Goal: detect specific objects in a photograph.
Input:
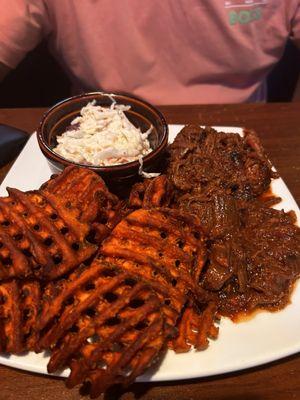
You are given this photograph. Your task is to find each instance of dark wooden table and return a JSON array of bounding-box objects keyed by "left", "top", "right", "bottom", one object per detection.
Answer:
[{"left": 0, "top": 103, "right": 299, "bottom": 400}]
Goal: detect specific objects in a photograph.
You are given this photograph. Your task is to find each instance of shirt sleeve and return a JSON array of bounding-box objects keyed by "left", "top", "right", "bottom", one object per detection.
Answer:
[
  {"left": 0, "top": 0, "right": 50, "bottom": 68},
  {"left": 290, "top": 1, "right": 300, "bottom": 44}
]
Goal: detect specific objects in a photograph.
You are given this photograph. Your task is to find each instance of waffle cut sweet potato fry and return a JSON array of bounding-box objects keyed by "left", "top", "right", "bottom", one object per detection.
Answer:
[
  {"left": 168, "top": 302, "right": 219, "bottom": 353},
  {"left": 128, "top": 175, "right": 174, "bottom": 209},
  {"left": 0, "top": 166, "right": 118, "bottom": 281},
  {"left": 41, "top": 166, "right": 119, "bottom": 224},
  {"left": 101, "top": 208, "right": 212, "bottom": 336},
  {"left": 0, "top": 279, "right": 41, "bottom": 353},
  {"left": 37, "top": 258, "right": 167, "bottom": 397}
]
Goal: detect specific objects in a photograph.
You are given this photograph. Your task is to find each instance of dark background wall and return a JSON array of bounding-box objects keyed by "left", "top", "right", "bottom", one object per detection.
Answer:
[
  {"left": 0, "top": 42, "right": 71, "bottom": 108},
  {"left": 0, "top": 40, "right": 299, "bottom": 108},
  {"left": 268, "top": 40, "right": 300, "bottom": 102}
]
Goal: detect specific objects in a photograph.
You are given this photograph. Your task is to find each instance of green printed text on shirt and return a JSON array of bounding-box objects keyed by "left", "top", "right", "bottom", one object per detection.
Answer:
[{"left": 229, "top": 7, "right": 262, "bottom": 25}]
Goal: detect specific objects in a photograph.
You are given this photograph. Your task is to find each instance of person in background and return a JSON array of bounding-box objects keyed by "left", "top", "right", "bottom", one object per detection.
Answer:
[{"left": 0, "top": 0, "right": 299, "bottom": 105}]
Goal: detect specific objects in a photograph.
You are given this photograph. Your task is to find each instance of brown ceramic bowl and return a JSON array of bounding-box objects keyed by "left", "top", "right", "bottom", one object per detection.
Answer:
[{"left": 37, "top": 92, "right": 168, "bottom": 189}]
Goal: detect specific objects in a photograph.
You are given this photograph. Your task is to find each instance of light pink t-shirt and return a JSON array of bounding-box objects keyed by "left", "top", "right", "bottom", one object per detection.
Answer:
[{"left": 0, "top": 0, "right": 299, "bottom": 104}]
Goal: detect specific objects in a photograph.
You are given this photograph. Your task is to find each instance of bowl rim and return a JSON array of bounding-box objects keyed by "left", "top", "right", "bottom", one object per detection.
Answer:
[{"left": 37, "top": 91, "right": 169, "bottom": 172}]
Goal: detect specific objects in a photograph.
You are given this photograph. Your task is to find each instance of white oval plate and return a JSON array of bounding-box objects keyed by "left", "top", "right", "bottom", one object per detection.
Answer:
[{"left": 0, "top": 125, "right": 299, "bottom": 382}]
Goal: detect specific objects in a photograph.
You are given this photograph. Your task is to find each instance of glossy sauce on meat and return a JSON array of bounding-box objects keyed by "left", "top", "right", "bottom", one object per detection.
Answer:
[
  {"left": 166, "top": 125, "right": 300, "bottom": 320},
  {"left": 167, "top": 125, "right": 277, "bottom": 201}
]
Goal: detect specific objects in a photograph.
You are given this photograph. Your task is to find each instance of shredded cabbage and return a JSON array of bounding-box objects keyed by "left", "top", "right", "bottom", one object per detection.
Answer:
[{"left": 53, "top": 100, "right": 153, "bottom": 167}]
